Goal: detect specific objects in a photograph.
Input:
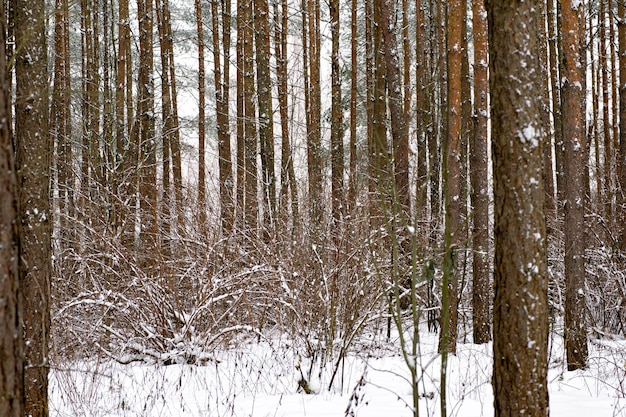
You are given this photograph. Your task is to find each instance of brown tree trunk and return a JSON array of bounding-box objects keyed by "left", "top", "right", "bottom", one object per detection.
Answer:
[
  {"left": 306, "top": 0, "right": 323, "bottom": 231},
  {"left": 348, "top": 0, "right": 358, "bottom": 215},
  {"left": 0, "top": 5, "right": 23, "bottom": 413},
  {"left": 538, "top": 4, "right": 555, "bottom": 219},
  {"left": 619, "top": 0, "right": 626, "bottom": 251},
  {"left": 415, "top": 0, "right": 427, "bottom": 220},
  {"left": 215, "top": 0, "right": 233, "bottom": 236},
  {"left": 488, "top": 1, "right": 550, "bottom": 415},
  {"left": 561, "top": 0, "right": 588, "bottom": 371},
  {"left": 369, "top": 0, "right": 389, "bottom": 226},
  {"left": 600, "top": 0, "right": 613, "bottom": 233},
  {"left": 255, "top": 0, "right": 276, "bottom": 230},
  {"left": 156, "top": 0, "right": 175, "bottom": 248},
  {"left": 471, "top": 0, "right": 490, "bottom": 344},
  {"left": 274, "top": 0, "right": 298, "bottom": 226},
  {"left": 136, "top": 0, "right": 158, "bottom": 263},
  {"left": 548, "top": 0, "right": 564, "bottom": 210},
  {"left": 440, "top": 0, "right": 462, "bottom": 356},
  {"left": 15, "top": 0, "right": 51, "bottom": 412},
  {"left": 380, "top": 0, "right": 409, "bottom": 214},
  {"left": 236, "top": 0, "right": 245, "bottom": 228},
  {"left": 51, "top": 0, "right": 73, "bottom": 243},
  {"left": 196, "top": 0, "right": 206, "bottom": 228},
  {"left": 243, "top": 0, "right": 258, "bottom": 233},
  {"left": 330, "top": 0, "right": 344, "bottom": 228}
]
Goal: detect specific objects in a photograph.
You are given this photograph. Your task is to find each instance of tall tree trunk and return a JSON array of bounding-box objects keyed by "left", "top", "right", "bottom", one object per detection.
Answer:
[
  {"left": 440, "top": 0, "right": 462, "bottom": 357},
  {"left": 548, "top": 0, "right": 564, "bottom": 210},
  {"left": 275, "top": 0, "right": 298, "bottom": 226},
  {"left": 488, "top": 1, "right": 550, "bottom": 415},
  {"left": 330, "top": 0, "right": 344, "bottom": 228},
  {"left": 215, "top": 0, "right": 233, "bottom": 236},
  {"left": 380, "top": 0, "right": 409, "bottom": 215},
  {"left": 51, "top": 0, "right": 73, "bottom": 243},
  {"left": 243, "top": 0, "right": 258, "bottom": 233},
  {"left": 159, "top": 0, "right": 183, "bottom": 239},
  {"left": 306, "top": 0, "right": 323, "bottom": 232},
  {"left": 116, "top": 0, "right": 136, "bottom": 251},
  {"left": 0, "top": 5, "right": 23, "bottom": 413},
  {"left": 619, "top": 0, "right": 626, "bottom": 251},
  {"left": 539, "top": 0, "right": 554, "bottom": 225},
  {"left": 348, "top": 0, "right": 358, "bottom": 216},
  {"left": 561, "top": 0, "right": 588, "bottom": 371},
  {"left": 14, "top": 0, "right": 51, "bottom": 412},
  {"left": 370, "top": 0, "right": 389, "bottom": 226},
  {"left": 136, "top": 0, "right": 158, "bottom": 264},
  {"left": 600, "top": 0, "right": 613, "bottom": 234},
  {"left": 156, "top": 0, "right": 175, "bottom": 248},
  {"left": 470, "top": 0, "right": 490, "bottom": 344},
  {"left": 236, "top": 0, "right": 245, "bottom": 228},
  {"left": 196, "top": 0, "right": 207, "bottom": 228},
  {"left": 415, "top": 0, "right": 427, "bottom": 220},
  {"left": 255, "top": 0, "right": 276, "bottom": 230}
]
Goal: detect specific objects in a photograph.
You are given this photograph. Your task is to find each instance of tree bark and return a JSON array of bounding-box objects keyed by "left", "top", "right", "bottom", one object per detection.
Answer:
[
  {"left": 0, "top": 5, "right": 23, "bottom": 413},
  {"left": 619, "top": 0, "right": 626, "bottom": 251},
  {"left": 440, "top": 0, "right": 463, "bottom": 356},
  {"left": 15, "top": 0, "right": 51, "bottom": 411},
  {"left": 561, "top": 0, "right": 588, "bottom": 371},
  {"left": 471, "top": 0, "right": 490, "bottom": 344},
  {"left": 487, "top": 0, "right": 550, "bottom": 415},
  {"left": 255, "top": 0, "right": 276, "bottom": 230},
  {"left": 330, "top": 0, "right": 344, "bottom": 228}
]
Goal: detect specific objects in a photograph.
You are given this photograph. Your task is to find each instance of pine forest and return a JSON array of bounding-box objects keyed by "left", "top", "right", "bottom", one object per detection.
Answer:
[{"left": 2, "top": 0, "right": 626, "bottom": 415}]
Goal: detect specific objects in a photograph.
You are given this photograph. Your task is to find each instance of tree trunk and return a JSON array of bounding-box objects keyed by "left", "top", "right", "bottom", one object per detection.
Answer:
[
  {"left": 0, "top": 6, "right": 23, "bottom": 413},
  {"left": 216, "top": 0, "right": 233, "bottom": 236},
  {"left": 275, "top": 0, "right": 298, "bottom": 227},
  {"left": 196, "top": 0, "right": 207, "bottom": 228},
  {"left": 330, "top": 0, "right": 344, "bottom": 228},
  {"left": 440, "top": 0, "right": 462, "bottom": 356},
  {"left": 15, "top": 0, "right": 51, "bottom": 412},
  {"left": 255, "top": 0, "right": 276, "bottom": 231},
  {"left": 380, "top": 0, "right": 409, "bottom": 215},
  {"left": 306, "top": 0, "right": 323, "bottom": 231},
  {"left": 136, "top": 0, "right": 158, "bottom": 264},
  {"left": 470, "top": 0, "right": 490, "bottom": 344},
  {"left": 619, "top": 0, "right": 626, "bottom": 251},
  {"left": 488, "top": 0, "right": 550, "bottom": 415},
  {"left": 243, "top": 0, "right": 258, "bottom": 233},
  {"left": 415, "top": 0, "right": 427, "bottom": 220},
  {"left": 561, "top": 0, "right": 588, "bottom": 371}
]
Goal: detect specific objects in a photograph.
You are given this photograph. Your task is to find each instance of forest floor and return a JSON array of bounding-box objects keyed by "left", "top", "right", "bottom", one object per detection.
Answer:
[{"left": 49, "top": 323, "right": 626, "bottom": 416}]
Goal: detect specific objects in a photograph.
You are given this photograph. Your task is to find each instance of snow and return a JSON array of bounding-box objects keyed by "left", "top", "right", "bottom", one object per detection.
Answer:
[{"left": 49, "top": 326, "right": 626, "bottom": 416}]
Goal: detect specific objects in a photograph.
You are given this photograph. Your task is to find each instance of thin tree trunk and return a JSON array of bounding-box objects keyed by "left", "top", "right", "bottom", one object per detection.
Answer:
[
  {"left": 330, "top": 0, "right": 344, "bottom": 228},
  {"left": 136, "top": 0, "right": 158, "bottom": 263},
  {"left": 275, "top": 0, "right": 298, "bottom": 227},
  {"left": 561, "top": 0, "right": 588, "bottom": 371},
  {"left": 548, "top": 0, "right": 564, "bottom": 209},
  {"left": 217, "top": 0, "right": 233, "bottom": 235},
  {"left": 619, "top": 0, "right": 626, "bottom": 251},
  {"left": 243, "top": 0, "right": 258, "bottom": 233},
  {"left": 348, "top": 0, "right": 358, "bottom": 216},
  {"left": 415, "top": 0, "right": 427, "bottom": 220},
  {"left": 470, "top": 0, "right": 490, "bottom": 344},
  {"left": 306, "top": 0, "right": 323, "bottom": 231},
  {"left": 196, "top": 0, "right": 207, "bottom": 228},
  {"left": 236, "top": 0, "right": 245, "bottom": 228},
  {"left": 255, "top": 0, "right": 276, "bottom": 230}
]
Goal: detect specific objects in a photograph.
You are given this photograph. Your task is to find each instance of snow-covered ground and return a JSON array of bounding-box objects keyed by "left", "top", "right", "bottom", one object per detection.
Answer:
[{"left": 50, "top": 325, "right": 626, "bottom": 416}]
